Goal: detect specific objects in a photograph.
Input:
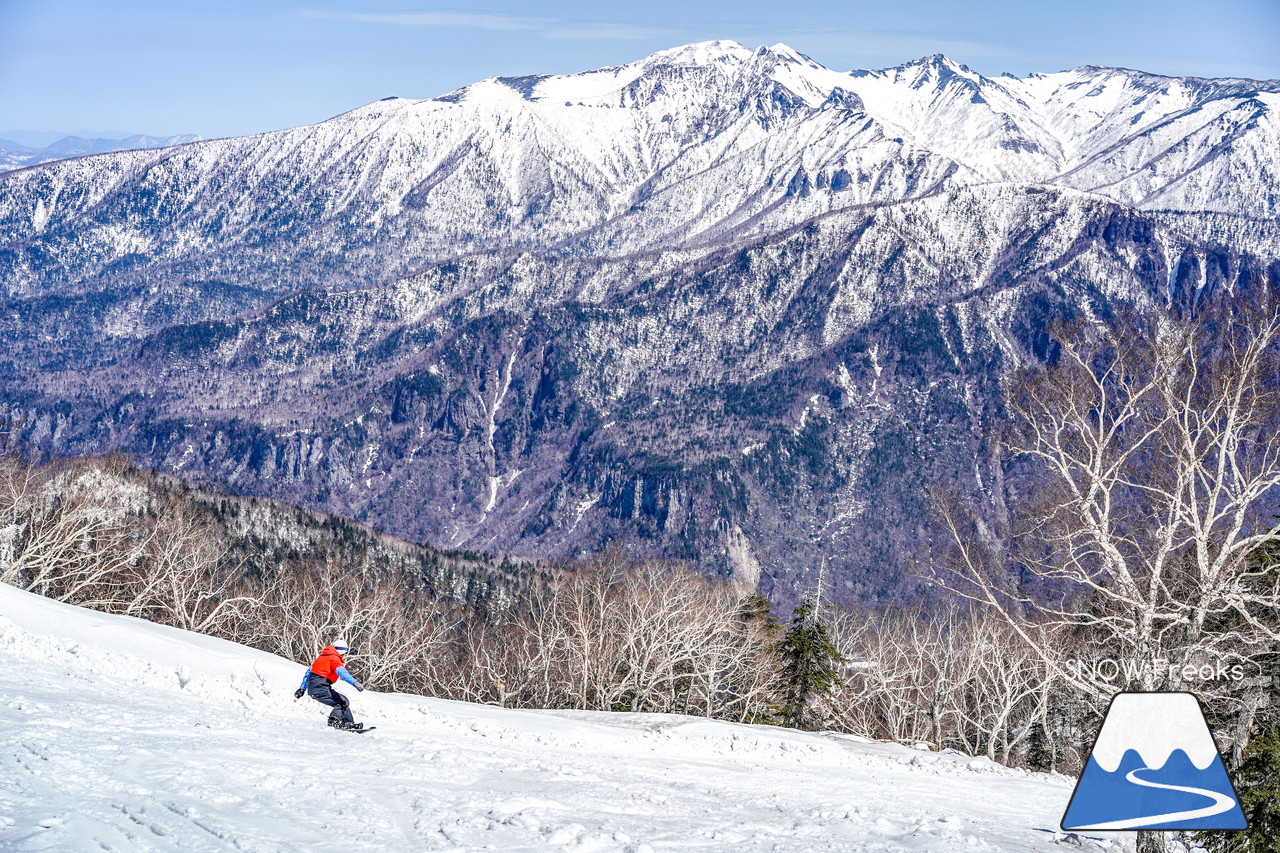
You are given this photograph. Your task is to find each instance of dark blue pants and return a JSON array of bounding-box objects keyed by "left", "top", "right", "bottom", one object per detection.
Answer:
[{"left": 306, "top": 673, "right": 354, "bottom": 725}]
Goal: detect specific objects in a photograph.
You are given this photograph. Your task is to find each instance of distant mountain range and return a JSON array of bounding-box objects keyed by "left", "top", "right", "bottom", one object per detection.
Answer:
[
  {"left": 1, "top": 42, "right": 1276, "bottom": 604},
  {"left": 0, "top": 133, "right": 202, "bottom": 172}
]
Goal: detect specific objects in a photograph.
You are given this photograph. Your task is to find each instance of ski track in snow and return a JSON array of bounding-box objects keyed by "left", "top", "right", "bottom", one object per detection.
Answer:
[
  {"left": 0, "top": 583, "right": 1110, "bottom": 852},
  {"left": 1071, "top": 767, "right": 1236, "bottom": 830}
]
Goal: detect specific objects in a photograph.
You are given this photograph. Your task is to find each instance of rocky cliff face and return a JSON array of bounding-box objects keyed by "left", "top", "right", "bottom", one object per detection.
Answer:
[{"left": 2, "top": 42, "right": 1277, "bottom": 605}]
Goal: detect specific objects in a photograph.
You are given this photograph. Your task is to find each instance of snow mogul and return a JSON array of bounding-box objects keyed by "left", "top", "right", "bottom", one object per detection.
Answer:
[{"left": 294, "top": 639, "right": 366, "bottom": 731}]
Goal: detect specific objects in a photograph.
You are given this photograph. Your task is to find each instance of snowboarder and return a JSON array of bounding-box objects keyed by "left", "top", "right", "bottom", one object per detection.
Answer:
[{"left": 294, "top": 639, "right": 365, "bottom": 730}]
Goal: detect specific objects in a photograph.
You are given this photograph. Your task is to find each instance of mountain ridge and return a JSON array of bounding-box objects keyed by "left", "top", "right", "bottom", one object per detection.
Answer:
[
  {"left": 2, "top": 41, "right": 1276, "bottom": 301},
  {"left": 0, "top": 42, "right": 1277, "bottom": 603},
  {"left": 0, "top": 132, "right": 202, "bottom": 173}
]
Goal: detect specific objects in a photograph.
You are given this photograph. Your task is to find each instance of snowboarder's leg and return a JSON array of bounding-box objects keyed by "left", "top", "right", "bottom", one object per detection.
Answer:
[
  {"left": 305, "top": 674, "right": 336, "bottom": 705},
  {"left": 305, "top": 674, "right": 355, "bottom": 727},
  {"left": 331, "top": 689, "right": 354, "bottom": 726},
  {"left": 307, "top": 675, "right": 344, "bottom": 714}
]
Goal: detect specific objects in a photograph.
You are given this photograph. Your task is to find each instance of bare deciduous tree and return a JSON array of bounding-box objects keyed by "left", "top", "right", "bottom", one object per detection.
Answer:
[
  {"left": 935, "top": 311, "right": 1280, "bottom": 695},
  {"left": 0, "top": 459, "right": 151, "bottom": 606},
  {"left": 448, "top": 552, "right": 777, "bottom": 721},
  {"left": 932, "top": 309, "right": 1280, "bottom": 853},
  {"left": 116, "top": 507, "right": 259, "bottom": 634},
  {"left": 829, "top": 605, "right": 1057, "bottom": 762}
]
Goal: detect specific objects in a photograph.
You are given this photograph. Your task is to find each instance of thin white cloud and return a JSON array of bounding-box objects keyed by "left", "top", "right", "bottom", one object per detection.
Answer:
[
  {"left": 543, "top": 25, "right": 680, "bottom": 41},
  {"left": 301, "top": 9, "right": 677, "bottom": 41},
  {"left": 302, "top": 10, "right": 546, "bottom": 30}
]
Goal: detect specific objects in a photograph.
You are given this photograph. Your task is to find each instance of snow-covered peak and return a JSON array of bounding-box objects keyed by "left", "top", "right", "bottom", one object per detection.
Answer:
[
  {"left": 852, "top": 54, "right": 987, "bottom": 90},
  {"left": 1007, "top": 63, "right": 1275, "bottom": 120},
  {"left": 1, "top": 37, "right": 1276, "bottom": 299},
  {"left": 899, "top": 53, "right": 976, "bottom": 74},
  {"left": 410, "top": 41, "right": 1276, "bottom": 182},
  {"left": 763, "top": 43, "right": 808, "bottom": 62},
  {"left": 439, "top": 40, "right": 858, "bottom": 113},
  {"left": 642, "top": 39, "right": 755, "bottom": 67},
  {"left": 1091, "top": 693, "right": 1221, "bottom": 772}
]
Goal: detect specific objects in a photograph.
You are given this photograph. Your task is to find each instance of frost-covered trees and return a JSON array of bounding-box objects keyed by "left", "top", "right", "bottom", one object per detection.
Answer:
[
  {"left": 0, "top": 455, "right": 151, "bottom": 606},
  {"left": 0, "top": 450, "right": 1083, "bottom": 757},
  {"left": 934, "top": 309, "right": 1280, "bottom": 701},
  {"left": 825, "top": 604, "right": 1070, "bottom": 765},
  {"left": 0, "top": 456, "right": 782, "bottom": 722},
  {"left": 446, "top": 552, "right": 780, "bottom": 721},
  {"left": 1199, "top": 542, "right": 1280, "bottom": 853},
  {"left": 929, "top": 309, "right": 1280, "bottom": 853}
]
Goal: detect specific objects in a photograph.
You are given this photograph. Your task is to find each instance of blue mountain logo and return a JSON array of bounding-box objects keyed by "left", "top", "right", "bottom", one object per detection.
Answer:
[{"left": 1062, "top": 692, "right": 1247, "bottom": 831}]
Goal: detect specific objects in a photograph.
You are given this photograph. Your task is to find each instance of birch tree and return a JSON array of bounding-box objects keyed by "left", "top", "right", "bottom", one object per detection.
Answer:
[
  {"left": 935, "top": 310, "right": 1280, "bottom": 692},
  {"left": 933, "top": 309, "right": 1280, "bottom": 853}
]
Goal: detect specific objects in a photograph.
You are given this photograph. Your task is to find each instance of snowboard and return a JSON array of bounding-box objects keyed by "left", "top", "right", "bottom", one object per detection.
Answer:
[{"left": 328, "top": 722, "right": 376, "bottom": 734}]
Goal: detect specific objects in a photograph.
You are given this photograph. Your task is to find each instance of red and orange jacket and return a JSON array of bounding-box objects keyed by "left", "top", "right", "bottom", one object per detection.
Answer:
[
  {"left": 299, "top": 646, "right": 361, "bottom": 689},
  {"left": 310, "top": 646, "right": 347, "bottom": 683}
]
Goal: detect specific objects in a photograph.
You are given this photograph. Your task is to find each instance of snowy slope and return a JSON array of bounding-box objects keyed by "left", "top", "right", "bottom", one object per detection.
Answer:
[
  {"left": 0, "top": 582, "right": 1103, "bottom": 852},
  {"left": 843, "top": 55, "right": 1279, "bottom": 213}
]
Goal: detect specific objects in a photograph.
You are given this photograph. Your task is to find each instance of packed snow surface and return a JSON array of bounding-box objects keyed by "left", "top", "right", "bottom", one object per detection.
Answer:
[{"left": 0, "top": 583, "right": 1111, "bottom": 851}]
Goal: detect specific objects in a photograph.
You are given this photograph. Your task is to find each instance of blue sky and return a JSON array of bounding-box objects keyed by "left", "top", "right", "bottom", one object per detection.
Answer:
[{"left": 2, "top": 0, "right": 1278, "bottom": 139}]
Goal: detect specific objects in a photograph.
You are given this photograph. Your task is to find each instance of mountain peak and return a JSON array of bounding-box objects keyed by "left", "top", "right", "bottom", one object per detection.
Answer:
[
  {"left": 439, "top": 40, "right": 852, "bottom": 112},
  {"left": 641, "top": 41, "right": 821, "bottom": 72},
  {"left": 644, "top": 40, "right": 754, "bottom": 67},
  {"left": 849, "top": 53, "right": 977, "bottom": 85},
  {"left": 760, "top": 43, "right": 809, "bottom": 63},
  {"left": 905, "top": 53, "right": 975, "bottom": 76}
]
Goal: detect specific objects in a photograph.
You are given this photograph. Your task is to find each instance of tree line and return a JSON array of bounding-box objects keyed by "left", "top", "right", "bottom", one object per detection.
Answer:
[
  {"left": 3, "top": 303, "right": 1280, "bottom": 852},
  {"left": 0, "top": 449, "right": 1063, "bottom": 754},
  {"left": 0, "top": 447, "right": 1128, "bottom": 774}
]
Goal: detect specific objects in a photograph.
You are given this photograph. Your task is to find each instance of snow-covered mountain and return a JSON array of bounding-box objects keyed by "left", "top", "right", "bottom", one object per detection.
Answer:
[
  {"left": 0, "top": 580, "right": 1090, "bottom": 850},
  {"left": 0, "top": 42, "right": 1276, "bottom": 602},
  {"left": 0, "top": 41, "right": 1275, "bottom": 299},
  {"left": 0, "top": 133, "right": 201, "bottom": 173}
]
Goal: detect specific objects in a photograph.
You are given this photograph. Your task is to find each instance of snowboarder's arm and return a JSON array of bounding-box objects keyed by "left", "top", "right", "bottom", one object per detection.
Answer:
[
  {"left": 336, "top": 666, "right": 364, "bottom": 690},
  {"left": 299, "top": 669, "right": 311, "bottom": 691}
]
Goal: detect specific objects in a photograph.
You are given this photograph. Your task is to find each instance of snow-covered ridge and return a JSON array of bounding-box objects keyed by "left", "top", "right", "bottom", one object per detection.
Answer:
[
  {"left": 2, "top": 38, "right": 1276, "bottom": 302},
  {"left": 1090, "top": 693, "right": 1221, "bottom": 772},
  {"left": 0, "top": 133, "right": 202, "bottom": 173},
  {"left": 0, "top": 581, "right": 1082, "bottom": 850},
  {"left": 0, "top": 42, "right": 1274, "bottom": 590},
  {"left": 421, "top": 39, "right": 1278, "bottom": 204}
]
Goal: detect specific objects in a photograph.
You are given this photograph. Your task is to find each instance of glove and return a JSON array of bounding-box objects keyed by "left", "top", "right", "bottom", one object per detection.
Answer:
[
  {"left": 355, "top": 683, "right": 365, "bottom": 692},
  {"left": 294, "top": 688, "right": 305, "bottom": 700}
]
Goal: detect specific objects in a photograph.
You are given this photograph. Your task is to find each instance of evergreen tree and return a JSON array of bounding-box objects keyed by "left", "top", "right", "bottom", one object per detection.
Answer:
[
  {"left": 1023, "top": 722, "right": 1053, "bottom": 773},
  {"left": 738, "top": 593, "right": 780, "bottom": 634},
  {"left": 729, "top": 593, "right": 784, "bottom": 725},
  {"left": 777, "top": 598, "right": 845, "bottom": 730},
  {"left": 1197, "top": 709, "right": 1280, "bottom": 853},
  {"left": 1231, "top": 722, "right": 1280, "bottom": 851}
]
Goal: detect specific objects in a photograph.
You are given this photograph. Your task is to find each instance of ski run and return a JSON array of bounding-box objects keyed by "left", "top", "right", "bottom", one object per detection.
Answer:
[{"left": 0, "top": 581, "right": 1127, "bottom": 851}]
